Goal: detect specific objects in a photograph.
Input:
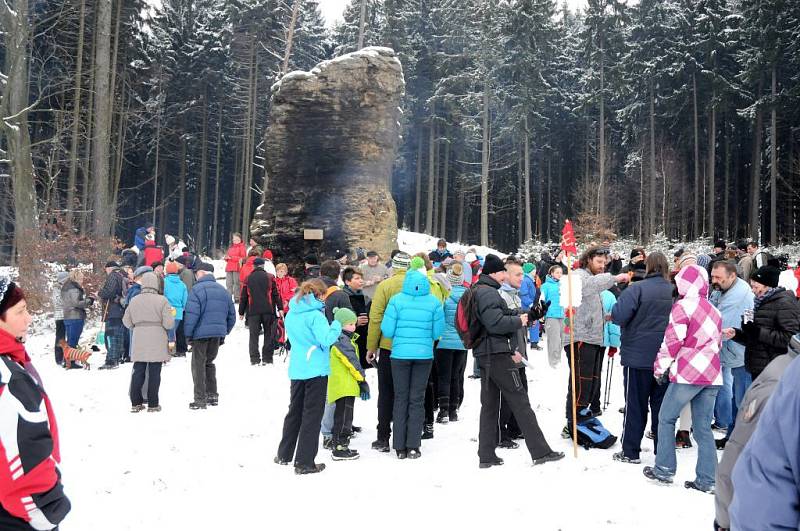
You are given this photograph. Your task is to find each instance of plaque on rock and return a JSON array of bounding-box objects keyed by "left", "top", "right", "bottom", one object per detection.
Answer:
[{"left": 249, "top": 47, "right": 403, "bottom": 265}]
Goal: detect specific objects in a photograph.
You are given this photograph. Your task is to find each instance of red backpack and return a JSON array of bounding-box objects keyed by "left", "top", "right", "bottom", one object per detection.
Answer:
[{"left": 455, "top": 285, "right": 488, "bottom": 349}]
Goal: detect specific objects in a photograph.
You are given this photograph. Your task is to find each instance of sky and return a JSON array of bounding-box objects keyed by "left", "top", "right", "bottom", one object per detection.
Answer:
[{"left": 318, "top": 0, "right": 590, "bottom": 28}]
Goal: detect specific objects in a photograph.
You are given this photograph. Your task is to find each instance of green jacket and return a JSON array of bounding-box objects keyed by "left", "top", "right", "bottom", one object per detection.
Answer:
[
  {"left": 328, "top": 332, "right": 365, "bottom": 403},
  {"left": 367, "top": 270, "right": 407, "bottom": 352}
]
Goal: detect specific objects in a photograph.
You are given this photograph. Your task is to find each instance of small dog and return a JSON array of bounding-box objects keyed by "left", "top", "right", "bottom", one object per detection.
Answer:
[{"left": 58, "top": 340, "right": 99, "bottom": 370}]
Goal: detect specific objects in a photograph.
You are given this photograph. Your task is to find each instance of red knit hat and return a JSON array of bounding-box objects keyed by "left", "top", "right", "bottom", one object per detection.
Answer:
[
  {"left": 263, "top": 250, "right": 274, "bottom": 260},
  {"left": 165, "top": 261, "right": 180, "bottom": 275}
]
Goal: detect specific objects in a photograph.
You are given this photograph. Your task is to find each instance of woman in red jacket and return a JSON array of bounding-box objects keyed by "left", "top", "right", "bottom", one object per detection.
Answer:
[
  {"left": 0, "top": 277, "right": 71, "bottom": 530},
  {"left": 224, "top": 233, "right": 247, "bottom": 303},
  {"left": 143, "top": 235, "right": 164, "bottom": 267}
]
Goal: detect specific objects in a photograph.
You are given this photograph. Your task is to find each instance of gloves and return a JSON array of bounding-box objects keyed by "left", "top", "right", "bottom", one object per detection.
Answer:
[
  {"left": 359, "top": 381, "right": 370, "bottom": 401},
  {"left": 607, "top": 346, "right": 618, "bottom": 358},
  {"left": 655, "top": 371, "right": 670, "bottom": 385},
  {"left": 741, "top": 321, "right": 758, "bottom": 338}
]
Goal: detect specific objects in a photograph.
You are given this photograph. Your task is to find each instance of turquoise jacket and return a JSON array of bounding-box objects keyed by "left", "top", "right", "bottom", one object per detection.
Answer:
[
  {"left": 164, "top": 274, "right": 188, "bottom": 319},
  {"left": 438, "top": 284, "right": 466, "bottom": 350},
  {"left": 285, "top": 294, "right": 343, "bottom": 380},
  {"left": 601, "top": 290, "right": 621, "bottom": 348},
  {"left": 380, "top": 271, "right": 445, "bottom": 359},
  {"left": 540, "top": 275, "right": 565, "bottom": 319}
]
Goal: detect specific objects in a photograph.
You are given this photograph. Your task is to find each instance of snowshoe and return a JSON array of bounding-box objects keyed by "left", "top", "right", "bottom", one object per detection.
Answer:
[
  {"left": 685, "top": 481, "right": 714, "bottom": 494},
  {"left": 612, "top": 451, "right": 641, "bottom": 464}
]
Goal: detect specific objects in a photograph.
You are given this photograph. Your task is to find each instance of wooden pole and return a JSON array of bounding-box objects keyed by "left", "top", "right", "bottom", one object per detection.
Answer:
[{"left": 566, "top": 251, "right": 578, "bottom": 458}]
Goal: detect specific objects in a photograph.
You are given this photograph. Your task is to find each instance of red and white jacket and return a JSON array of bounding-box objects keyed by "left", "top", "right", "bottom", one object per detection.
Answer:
[
  {"left": 0, "top": 330, "right": 70, "bottom": 530},
  {"left": 654, "top": 265, "right": 723, "bottom": 386}
]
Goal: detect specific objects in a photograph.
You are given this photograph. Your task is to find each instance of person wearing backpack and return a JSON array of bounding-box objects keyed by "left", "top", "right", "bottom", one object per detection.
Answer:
[
  {"left": 238, "top": 258, "right": 282, "bottom": 365},
  {"left": 435, "top": 262, "right": 469, "bottom": 423},
  {"left": 470, "top": 254, "right": 564, "bottom": 468}
]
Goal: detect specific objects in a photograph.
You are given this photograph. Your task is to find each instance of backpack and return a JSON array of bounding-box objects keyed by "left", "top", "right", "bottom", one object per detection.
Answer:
[
  {"left": 455, "top": 285, "right": 488, "bottom": 349},
  {"left": 575, "top": 410, "right": 617, "bottom": 450}
]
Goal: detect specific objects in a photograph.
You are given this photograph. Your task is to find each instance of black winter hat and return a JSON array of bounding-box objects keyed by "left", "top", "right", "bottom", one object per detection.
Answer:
[
  {"left": 195, "top": 262, "right": 215, "bottom": 273},
  {"left": 630, "top": 249, "right": 644, "bottom": 260},
  {"left": 482, "top": 254, "right": 506, "bottom": 276},
  {"left": 714, "top": 240, "right": 726, "bottom": 250},
  {"left": 253, "top": 257, "right": 265, "bottom": 267},
  {"left": 751, "top": 266, "right": 780, "bottom": 288},
  {"left": 105, "top": 260, "right": 120, "bottom": 268}
]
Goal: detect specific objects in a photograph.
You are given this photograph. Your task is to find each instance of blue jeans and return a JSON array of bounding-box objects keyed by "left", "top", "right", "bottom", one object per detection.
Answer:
[
  {"left": 63, "top": 319, "right": 85, "bottom": 348},
  {"left": 168, "top": 318, "right": 182, "bottom": 342},
  {"left": 529, "top": 322, "right": 540, "bottom": 344},
  {"left": 654, "top": 383, "right": 720, "bottom": 488},
  {"left": 727, "top": 366, "right": 753, "bottom": 438},
  {"left": 714, "top": 366, "right": 733, "bottom": 428},
  {"left": 321, "top": 401, "right": 335, "bottom": 437}
]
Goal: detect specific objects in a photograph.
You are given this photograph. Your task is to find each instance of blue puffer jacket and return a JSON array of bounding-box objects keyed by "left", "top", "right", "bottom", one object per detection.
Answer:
[
  {"left": 519, "top": 274, "right": 538, "bottom": 311},
  {"left": 438, "top": 285, "right": 466, "bottom": 350},
  {"left": 285, "top": 294, "right": 343, "bottom": 380},
  {"left": 602, "top": 290, "right": 621, "bottom": 348},
  {"left": 381, "top": 271, "right": 445, "bottom": 360},
  {"left": 710, "top": 277, "right": 754, "bottom": 368},
  {"left": 164, "top": 274, "right": 189, "bottom": 319},
  {"left": 610, "top": 273, "right": 674, "bottom": 368},
  {"left": 540, "top": 275, "right": 565, "bottom": 319},
  {"left": 183, "top": 276, "right": 236, "bottom": 340}
]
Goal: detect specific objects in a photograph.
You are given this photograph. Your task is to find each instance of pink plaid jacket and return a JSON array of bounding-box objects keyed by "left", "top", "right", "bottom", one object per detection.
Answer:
[{"left": 654, "top": 265, "right": 723, "bottom": 386}]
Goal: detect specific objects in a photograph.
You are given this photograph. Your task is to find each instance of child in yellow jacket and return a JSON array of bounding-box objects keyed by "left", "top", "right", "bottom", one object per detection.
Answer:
[{"left": 329, "top": 307, "right": 370, "bottom": 460}]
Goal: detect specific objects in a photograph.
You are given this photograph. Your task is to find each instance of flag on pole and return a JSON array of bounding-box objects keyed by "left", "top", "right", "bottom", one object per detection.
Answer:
[{"left": 561, "top": 219, "right": 578, "bottom": 256}]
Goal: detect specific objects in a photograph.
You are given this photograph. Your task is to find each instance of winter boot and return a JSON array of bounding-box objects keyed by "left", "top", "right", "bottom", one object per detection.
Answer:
[
  {"left": 715, "top": 437, "right": 728, "bottom": 450},
  {"left": 189, "top": 401, "right": 207, "bottom": 410},
  {"left": 332, "top": 444, "right": 360, "bottom": 461},
  {"left": 130, "top": 404, "right": 145, "bottom": 413},
  {"left": 273, "top": 456, "right": 290, "bottom": 466},
  {"left": 436, "top": 410, "right": 449, "bottom": 424},
  {"left": 322, "top": 436, "right": 333, "bottom": 450},
  {"left": 396, "top": 449, "right": 407, "bottom": 459},
  {"left": 533, "top": 451, "right": 565, "bottom": 466},
  {"left": 371, "top": 439, "right": 390, "bottom": 452},
  {"left": 207, "top": 394, "right": 219, "bottom": 407},
  {"left": 147, "top": 405, "right": 162, "bottom": 413},
  {"left": 295, "top": 463, "right": 326, "bottom": 475},
  {"left": 421, "top": 423, "right": 434, "bottom": 440},
  {"left": 407, "top": 448, "right": 421, "bottom": 459},
  {"left": 498, "top": 439, "right": 520, "bottom": 449},
  {"left": 643, "top": 466, "right": 673, "bottom": 484},
  {"left": 685, "top": 481, "right": 714, "bottom": 494},
  {"left": 448, "top": 409, "right": 459, "bottom": 422},
  {"left": 612, "top": 451, "right": 641, "bottom": 464},
  {"left": 675, "top": 430, "right": 693, "bottom": 449},
  {"left": 479, "top": 456, "right": 504, "bottom": 469}
]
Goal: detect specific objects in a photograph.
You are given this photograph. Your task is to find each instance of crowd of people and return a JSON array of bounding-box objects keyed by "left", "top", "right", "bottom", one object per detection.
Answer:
[{"left": 3, "top": 226, "right": 800, "bottom": 528}]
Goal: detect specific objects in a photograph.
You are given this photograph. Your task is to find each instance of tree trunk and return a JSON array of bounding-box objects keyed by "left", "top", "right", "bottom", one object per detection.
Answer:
[
  {"left": 649, "top": 80, "right": 657, "bottom": 239},
  {"left": 81, "top": 4, "right": 99, "bottom": 235},
  {"left": 1, "top": 0, "right": 38, "bottom": 272},
  {"left": 414, "top": 126, "right": 422, "bottom": 232},
  {"left": 358, "top": 0, "right": 368, "bottom": 49},
  {"left": 770, "top": 64, "right": 777, "bottom": 245},
  {"left": 723, "top": 117, "right": 730, "bottom": 239},
  {"left": 693, "top": 73, "right": 700, "bottom": 238},
  {"left": 597, "top": 49, "right": 605, "bottom": 215},
  {"left": 66, "top": 0, "right": 86, "bottom": 229},
  {"left": 440, "top": 139, "right": 450, "bottom": 240},
  {"left": 197, "top": 95, "right": 209, "bottom": 252},
  {"left": 282, "top": 0, "right": 301, "bottom": 74},
  {"left": 546, "top": 156, "right": 552, "bottom": 241},
  {"left": 750, "top": 79, "right": 763, "bottom": 240},
  {"left": 425, "top": 108, "right": 435, "bottom": 235},
  {"left": 708, "top": 93, "right": 716, "bottom": 239},
  {"left": 523, "top": 117, "right": 532, "bottom": 242},
  {"left": 151, "top": 83, "right": 161, "bottom": 226},
  {"left": 457, "top": 177, "right": 465, "bottom": 243},
  {"left": 92, "top": 0, "right": 113, "bottom": 241},
  {"left": 212, "top": 112, "right": 222, "bottom": 253},
  {"left": 480, "top": 79, "right": 490, "bottom": 246},
  {"left": 638, "top": 148, "right": 644, "bottom": 240},
  {"left": 517, "top": 144, "right": 523, "bottom": 244},
  {"left": 178, "top": 129, "right": 187, "bottom": 239}
]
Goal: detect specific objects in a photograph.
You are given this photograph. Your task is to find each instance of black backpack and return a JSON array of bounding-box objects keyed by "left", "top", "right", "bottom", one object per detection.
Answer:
[{"left": 455, "top": 285, "right": 488, "bottom": 349}]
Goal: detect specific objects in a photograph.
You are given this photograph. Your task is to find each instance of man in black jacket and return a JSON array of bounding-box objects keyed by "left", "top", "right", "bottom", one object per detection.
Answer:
[
  {"left": 728, "top": 266, "right": 800, "bottom": 379},
  {"left": 473, "top": 254, "right": 564, "bottom": 469},
  {"left": 319, "top": 260, "right": 353, "bottom": 322},
  {"left": 98, "top": 261, "right": 127, "bottom": 369},
  {"left": 239, "top": 258, "right": 282, "bottom": 365}
]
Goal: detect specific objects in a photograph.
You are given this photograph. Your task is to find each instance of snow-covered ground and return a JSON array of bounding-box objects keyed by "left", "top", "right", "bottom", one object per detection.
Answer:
[
  {"left": 25, "top": 298, "right": 713, "bottom": 530},
  {"left": 397, "top": 229, "right": 507, "bottom": 258}
]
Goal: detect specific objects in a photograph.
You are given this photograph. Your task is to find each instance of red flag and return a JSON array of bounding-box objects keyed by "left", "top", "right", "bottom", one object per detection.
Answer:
[{"left": 561, "top": 219, "right": 578, "bottom": 256}]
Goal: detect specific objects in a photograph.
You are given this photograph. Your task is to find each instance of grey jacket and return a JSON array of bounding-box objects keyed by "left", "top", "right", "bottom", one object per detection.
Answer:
[
  {"left": 51, "top": 276, "right": 68, "bottom": 320},
  {"left": 122, "top": 273, "right": 175, "bottom": 363},
  {"left": 714, "top": 336, "right": 800, "bottom": 529},
  {"left": 499, "top": 284, "right": 528, "bottom": 358},
  {"left": 61, "top": 280, "right": 93, "bottom": 321},
  {"left": 572, "top": 268, "right": 616, "bottom": 346},
  {"left": 360, "top": 263, "right": 388, "bottom": 299}
]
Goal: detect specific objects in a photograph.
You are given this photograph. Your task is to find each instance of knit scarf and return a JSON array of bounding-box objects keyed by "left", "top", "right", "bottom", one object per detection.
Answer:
[{"left": 754, "top": 286, "right": 783, "bottom": 311}]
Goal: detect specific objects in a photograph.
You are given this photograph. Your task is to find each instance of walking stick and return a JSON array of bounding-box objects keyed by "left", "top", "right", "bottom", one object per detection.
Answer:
[
  {"left": 566, "top": 254, "right": 578, "bottom": 458},
  {"left": 603, "top": 352, "right": 614, "bottom": 411}
]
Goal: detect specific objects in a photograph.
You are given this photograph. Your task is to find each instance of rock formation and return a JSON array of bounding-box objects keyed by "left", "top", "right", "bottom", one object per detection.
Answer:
[{"left": 250, "top": 47, "right": 404, "bottom": 265}]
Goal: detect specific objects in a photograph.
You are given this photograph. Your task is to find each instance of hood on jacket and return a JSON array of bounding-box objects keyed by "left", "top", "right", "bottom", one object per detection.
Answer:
[
  {"left": 546, "top": 275, "right": 560, "bottom": 285},
  {"left": 675, "top": 264, "right": 709, "bottom": 299},
  {"left": 289, "top": 294, "right": 325, "bottom": 314},
  {"left": 448, "top": 284, "right": 466, "bottom": 302},
  {"left": 499, "top": 282, "right": 519, "bottom": 295},
  {"left": 140, "top": 272, "right": 160, "bottom": 292},
  {"left": 402, "top": 270, "right": 431, "bottom": 297}
]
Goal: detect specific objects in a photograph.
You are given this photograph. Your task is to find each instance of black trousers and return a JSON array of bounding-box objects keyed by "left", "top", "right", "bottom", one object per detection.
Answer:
[
  {"left": 376, "top": 349, "right": 394, "bottom": 441},
  {"left": 247, "top": 312, "right": 276, "bottom": 363},
  {"left": 130, "top": 362, "right": 162, "bottom": 407},
  {"left": 478, "top": 354, "right": 551, "bottom": 462},
  {"left": 622, "top": 366, "right": 667, "bottom": 459},
  {"left": 54, "top": 319, "right": 65, "bottom": 365},
  {"left": 499, "top": 367, "right": 528, "bottom": 440},
  {"left": 564, "top": 342, "right": 604, "bottom": 425},
  {"left": 175, "top": 319, "right": 188, "bottom": 354},
  {"left": 191, "top": 338, "right": 220, "bottom": 403},
  {"left": 435, "top": 348, "right": 468, "bottom": 413},
  {"left": 332, "top": 396, "right": 355, "bottom": 445},
  {"left": 424, "top": 360, "right": 438, "bottom": 424},
  {"left": 391, "top": 358, "right": 432, "bottom": 451},
  {"left": 277, "top": 376, "right": 327, "bottom": 467}
]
